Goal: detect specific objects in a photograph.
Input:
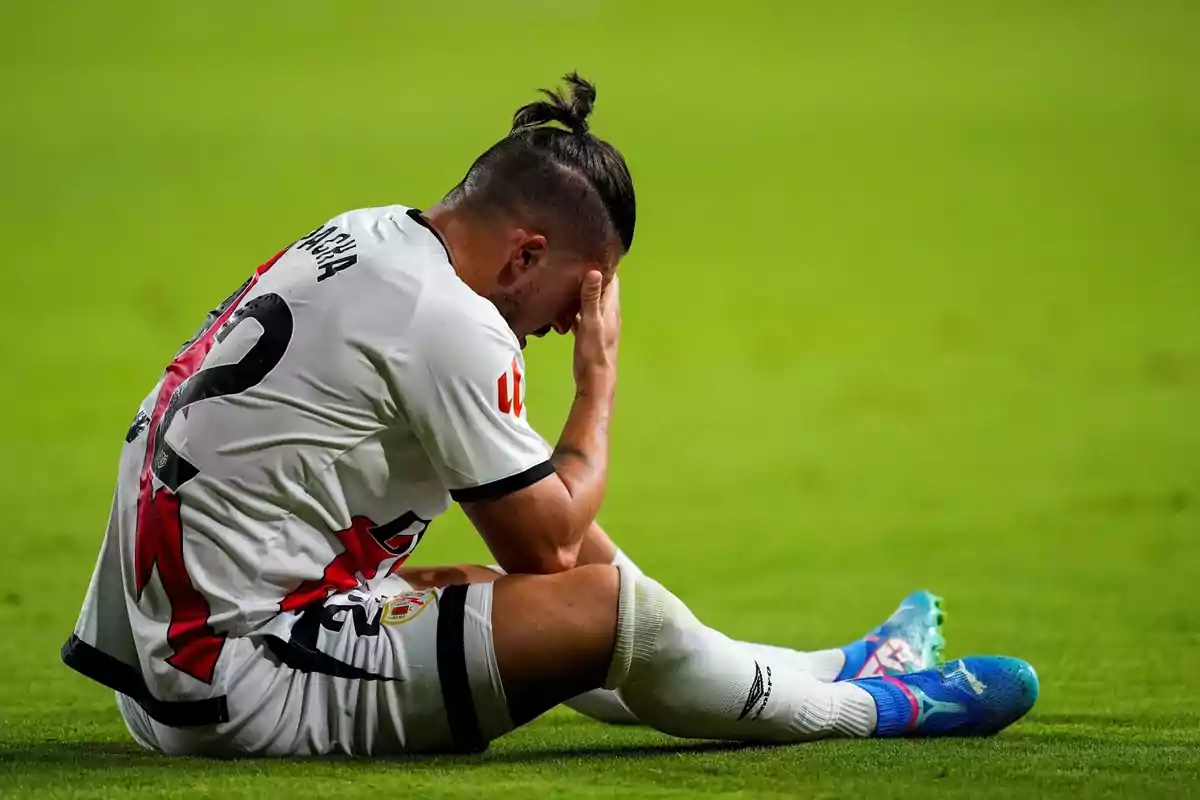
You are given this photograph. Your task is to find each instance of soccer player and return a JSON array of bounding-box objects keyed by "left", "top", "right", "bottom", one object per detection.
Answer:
[{"left": 63, "top": 73, "right": 1038, "bottom": 757}]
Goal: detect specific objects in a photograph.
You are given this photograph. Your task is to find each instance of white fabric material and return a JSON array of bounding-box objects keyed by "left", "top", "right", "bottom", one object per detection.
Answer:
[
  {"left": 567, "top": 549, "right": 643, "bottom": 723},
  {"left": 612, "top": 573, "right": 877, "bottom": 742},
  {"left": 114, "top": 576, "right": 511, "bottom": 756},
  {"left": 569, "top": 548, "right": 847, "bottom": 726},
  {"left": 602, "top": 562, "right": 647, "bottom": 690},
  {"left": 734, "top": 643, "right": 846, "bottom": 683},
  {"left": 70, "top": 205, "right": 549, "bottom": 708},
  {"left": 610, "top": 547, "right": 643, "bottom": 579},
  {"left": 462, "top": 583, "right": 513, "bottom": 743},
  {"left": 115, "top": 691, "right": 157, "bottom": 751},
  {"left": 563, "top": 687, "right": 640, "bottom": 725}
]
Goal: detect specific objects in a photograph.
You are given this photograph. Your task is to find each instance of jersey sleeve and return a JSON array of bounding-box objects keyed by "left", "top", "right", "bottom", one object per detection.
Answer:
[{"left": 389, "top": 294, "right": 554, "bottom": 502}]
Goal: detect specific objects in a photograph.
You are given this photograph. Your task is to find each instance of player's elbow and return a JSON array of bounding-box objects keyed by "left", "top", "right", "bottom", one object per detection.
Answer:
[
  {"left": 522, "top": 544, "right": 579, "bottom": 574},
  {"left": 486, "top": 525, "right": 581, "bottom": 574},
  {"left": 551, "top": 544, "right": 580, "bottom": 573}
]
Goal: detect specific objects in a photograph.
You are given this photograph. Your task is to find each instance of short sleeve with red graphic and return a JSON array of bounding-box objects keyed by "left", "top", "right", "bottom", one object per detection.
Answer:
[{"left": 387, "top": 291, "right": 553, "bottom": 503}]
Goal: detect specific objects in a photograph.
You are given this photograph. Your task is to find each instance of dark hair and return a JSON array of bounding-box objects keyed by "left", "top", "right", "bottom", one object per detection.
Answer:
[{"left": 445, "top": 72, "right": 636, "bottom": 258}]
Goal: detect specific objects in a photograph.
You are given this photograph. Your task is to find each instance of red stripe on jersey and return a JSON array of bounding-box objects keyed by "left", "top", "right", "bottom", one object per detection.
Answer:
[
  {"left": 278, "top": 516, "right": 415, "bottom": 613},
  {"left": 133, "top": 248, "right": 286, "bottom": 685}
]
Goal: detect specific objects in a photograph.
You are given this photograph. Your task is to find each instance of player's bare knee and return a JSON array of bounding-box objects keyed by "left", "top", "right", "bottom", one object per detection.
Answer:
[
  {"left": 559, "top": 564, "right": 620, "bottom": 625},
  {"left": 510, "top": 564, "right": 618, "bottom": 635},
  {"left": 567, "top": 563, "right": 620, "bottom": 596}
]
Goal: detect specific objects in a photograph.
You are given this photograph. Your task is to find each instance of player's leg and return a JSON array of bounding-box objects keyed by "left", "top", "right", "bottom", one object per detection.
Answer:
[
  {"left": 490, "top": 567, "right": 623, "bottom": 725},
  {"left": 127, "top": 563, "right": 1033, "bottom": 756},
  {"left": 392, "top": 562, "right": 946, "bottom": 725},
  {"left": 487, "top": 564, "right": 873, "bottom": 738},
  {"left": 487, "top": 565, "right": 1037, "bottom": 743},
  {"left": 400, "top": 561, "right": 942, "bottom": 681},
  {"left": 301, "top": 565, "right": 882, "bottom": 749},
  {"left": 298, "top": 564, "right": 872, "bottom": 742},
  {"left": 567, "top": 588, "right": 945, "bottom": 725},
  {"left": 567, "top": 553, "right": 944, "bottom": 725},
  {"left": 581, "top": 587, "right": 944, "bottom": 686},
  {"left": 394, "top": 564, "right": 855, "bottom": 681}
]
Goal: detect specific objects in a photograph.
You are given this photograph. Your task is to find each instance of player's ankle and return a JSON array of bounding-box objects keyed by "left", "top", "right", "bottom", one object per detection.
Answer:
[{"left": 850, "top": 676, "right": 913, "bottom": 736}]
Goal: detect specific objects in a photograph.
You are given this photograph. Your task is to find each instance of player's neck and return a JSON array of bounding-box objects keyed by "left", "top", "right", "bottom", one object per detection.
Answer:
[{"left": 422, "top": 203, "right": 497, "bottom": 298}]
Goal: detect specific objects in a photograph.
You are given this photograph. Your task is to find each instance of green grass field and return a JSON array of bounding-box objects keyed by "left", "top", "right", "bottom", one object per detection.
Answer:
[{"left": 2, "top": 1, "right": 1198, "bottom": 797}]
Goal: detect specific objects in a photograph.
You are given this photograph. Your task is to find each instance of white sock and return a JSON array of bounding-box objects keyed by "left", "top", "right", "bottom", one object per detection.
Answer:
[
  {"left": 570, "top": 643, "right": 848, "bottom": 727},
  {"left": 736, "top": 642, "right": 846, "bottom": 683},
  {"left": 610, "top": 547, "right": 643, "bottom": 579},
  {"left": 567, "top": 550, "right": 848, "bottom": 725},
  {"left": 610, "top": 549, "right": 847, "bottom": 680},
  {"left": 606, "top": 566, "right": 877, "bottom": 742},
  {"left": 564, "top": 548, "right": 643, "bottom": 724}
]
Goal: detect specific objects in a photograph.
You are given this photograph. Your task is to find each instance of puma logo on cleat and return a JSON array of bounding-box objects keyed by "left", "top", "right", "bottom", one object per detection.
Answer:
[
  {"left": 855, "top": 638, "right": 919, "bottom": 677},
  {"left": 943, "top": 660, "right": 987, "bottom": 695},
  {"left": 738, "top": 661, "right": 773, "bottom": 720}
]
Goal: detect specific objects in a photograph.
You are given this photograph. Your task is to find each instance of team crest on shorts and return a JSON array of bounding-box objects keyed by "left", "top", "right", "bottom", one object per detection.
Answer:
[{"left": 381, "top": 590, "right": 436, "bottom": 625}]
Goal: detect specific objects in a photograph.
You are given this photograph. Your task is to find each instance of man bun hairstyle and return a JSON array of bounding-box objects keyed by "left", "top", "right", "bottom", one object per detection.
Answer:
[
  {"left": 512, "top": 72, "right": 597, "bottom": 135},
  {"left": 446, "top": 72, "right": 636, "bottom": 258}
]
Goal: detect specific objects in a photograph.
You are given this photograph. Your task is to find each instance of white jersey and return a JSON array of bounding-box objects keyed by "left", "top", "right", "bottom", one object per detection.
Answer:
[{"left": 64, "top": 206, "right": 550, "bottom": 724}]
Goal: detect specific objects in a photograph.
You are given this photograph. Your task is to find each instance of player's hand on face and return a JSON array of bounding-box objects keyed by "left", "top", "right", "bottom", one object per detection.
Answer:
[{"left": 572, "top": 271, "right": 620, "bottom": 394}]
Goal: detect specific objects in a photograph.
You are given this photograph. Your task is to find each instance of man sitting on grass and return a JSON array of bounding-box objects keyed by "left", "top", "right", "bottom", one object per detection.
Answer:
[{"left": 63, "top": 73, "right": 1038, "bottom": 757}]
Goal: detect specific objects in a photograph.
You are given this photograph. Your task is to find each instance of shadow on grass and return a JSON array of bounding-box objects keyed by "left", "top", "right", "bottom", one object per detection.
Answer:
[
  {"left": 11, "top": 715, "right": 1193, "bottom": 776},
  {"left": 0, "top": 739, "right": 774, "bottom": 774}
]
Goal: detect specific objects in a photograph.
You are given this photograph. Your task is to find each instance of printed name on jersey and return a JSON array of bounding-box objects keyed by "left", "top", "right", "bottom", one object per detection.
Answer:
[
  {"left": 296, "top": 224, "right": 359, "bottom": 282},
  {"left": 381, "top": 590, "right": 436, "bottom": 625},
  {"left": 497, "top": 357, "right": 524, "bottom": 417}
]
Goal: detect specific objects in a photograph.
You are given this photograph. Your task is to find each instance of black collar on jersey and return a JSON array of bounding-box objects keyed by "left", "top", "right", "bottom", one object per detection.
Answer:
[{"left": 406, "top": 208, "right": 452, "bottom": 262}]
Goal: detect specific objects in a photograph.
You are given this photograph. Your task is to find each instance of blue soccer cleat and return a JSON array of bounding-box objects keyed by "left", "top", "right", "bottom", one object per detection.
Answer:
[
  {"left": 836, "top": 590, "right": 946, "bottom": 680},
  {"left": 853, "top": 656, "right": 1039, "bottom": 737}
]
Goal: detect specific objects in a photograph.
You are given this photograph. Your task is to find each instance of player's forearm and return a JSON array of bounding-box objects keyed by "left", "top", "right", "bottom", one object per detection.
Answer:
[
  {"left": 469, "top": 273, "right": 619, "bottom": 575},
  {"left": 551, "top": 376, "right": 614, "bottom": 533},
  {"left": 575, "top": 520, "right": 618, "bottom": 566},
  {"left": 462, "top": 379, "right": 614, "bottom": 575},
  {"left": 465, "top": 378, "right": 614, "bottom": 575}
]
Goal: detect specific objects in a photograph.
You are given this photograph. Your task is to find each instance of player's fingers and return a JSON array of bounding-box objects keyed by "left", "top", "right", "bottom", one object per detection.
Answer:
[{"left": 580, "top": 270, "right": 603, "bottom": 317}]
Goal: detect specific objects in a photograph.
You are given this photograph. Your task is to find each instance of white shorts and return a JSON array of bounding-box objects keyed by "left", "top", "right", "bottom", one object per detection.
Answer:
[{"left": 116, "top": 577, "right": 511, "bottom": 757}]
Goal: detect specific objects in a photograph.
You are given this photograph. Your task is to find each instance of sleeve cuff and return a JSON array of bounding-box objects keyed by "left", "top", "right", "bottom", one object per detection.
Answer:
[{"left": 449, "top": 460, "right": 555, "bottom": 503}]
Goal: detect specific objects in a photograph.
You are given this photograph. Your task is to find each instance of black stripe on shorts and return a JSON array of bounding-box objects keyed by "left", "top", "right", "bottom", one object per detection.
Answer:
[
  {"left": 61, "top": 634, "right": 230, "bottom": 727},
  {"left": 436, "top": 584, "right": 485, "bottom": 752}
]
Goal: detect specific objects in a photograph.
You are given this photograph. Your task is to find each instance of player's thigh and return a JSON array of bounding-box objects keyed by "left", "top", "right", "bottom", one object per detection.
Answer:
[
  {"left": 490, "top": 564, "right": 621, "bottom": 725},
  {"left": 281, "top": 564, "right": 625, "bottom": 746},
  {"left": 261, "top": 575, "right": 510, "bottom": 755},
  {"left": 123, "top": 575, "right": 501, "bottom": 757},
  {"left": 264, "top": 565, "right": 623, "bottom": 752},
  {"left": 122, "top": 567, "right": 621, "bottom": 757}
]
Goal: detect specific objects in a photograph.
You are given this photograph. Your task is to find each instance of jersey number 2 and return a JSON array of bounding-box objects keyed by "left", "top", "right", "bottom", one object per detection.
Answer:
[{"left": 133, "top": 253, "right": 290, "bottom": 684}]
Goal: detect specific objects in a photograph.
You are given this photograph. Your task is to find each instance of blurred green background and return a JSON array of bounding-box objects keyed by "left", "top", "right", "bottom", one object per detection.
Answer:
[{"left": 1, "top": 1, "right": 1198, "bottom": 797}]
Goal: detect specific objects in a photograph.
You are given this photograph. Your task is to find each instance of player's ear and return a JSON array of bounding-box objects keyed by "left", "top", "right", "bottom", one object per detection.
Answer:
[{"left": 497, "top": 233, "right": 548, "bottom": 287}]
